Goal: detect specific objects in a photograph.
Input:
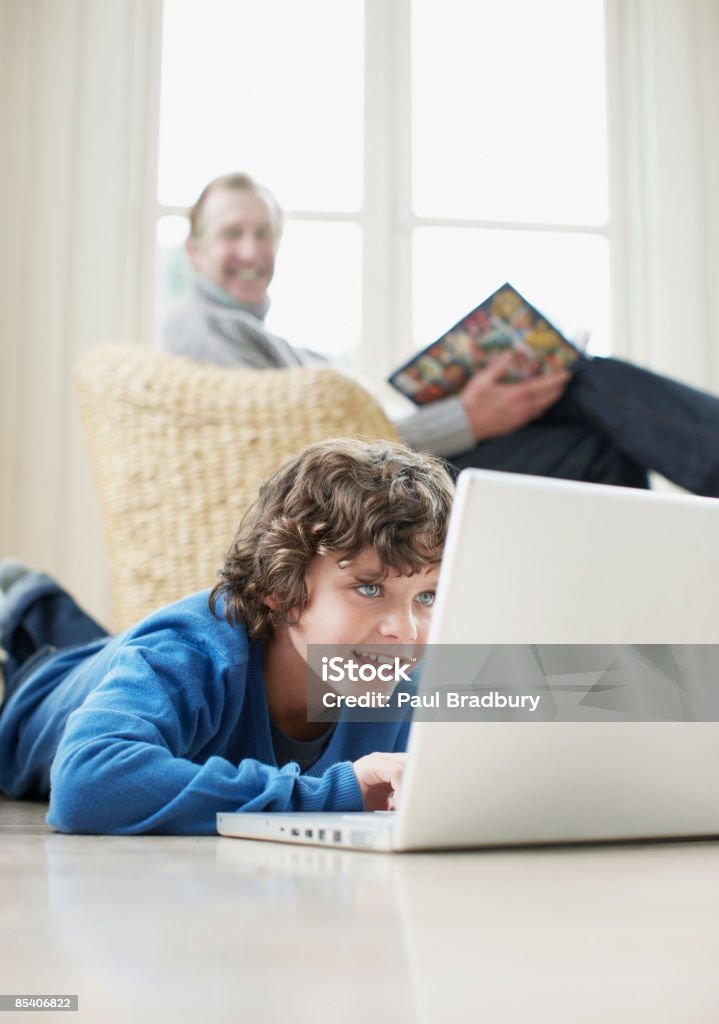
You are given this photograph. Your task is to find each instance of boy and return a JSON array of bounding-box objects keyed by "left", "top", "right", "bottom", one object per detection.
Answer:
[{"left": 0, "top": 439, "right": 454, "bottom": 835}]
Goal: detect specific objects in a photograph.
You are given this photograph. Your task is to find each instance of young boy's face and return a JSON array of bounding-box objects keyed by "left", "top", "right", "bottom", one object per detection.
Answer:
[{"left": 284, "top": 547, "right": 440, "bottom": 662}]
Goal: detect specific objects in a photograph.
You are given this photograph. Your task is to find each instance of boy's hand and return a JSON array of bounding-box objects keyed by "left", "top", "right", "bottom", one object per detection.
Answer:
[
  {"left": 460, "top": 351, "right": 570, "bottom": 441},
  {"left": 352, "top": 752, "right": 406, "bottom": 811}
]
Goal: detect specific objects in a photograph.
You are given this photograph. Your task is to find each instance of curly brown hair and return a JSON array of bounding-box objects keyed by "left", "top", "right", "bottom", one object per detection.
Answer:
[{"left": 209, "top": 438, "right": 455, "bottom": 638}]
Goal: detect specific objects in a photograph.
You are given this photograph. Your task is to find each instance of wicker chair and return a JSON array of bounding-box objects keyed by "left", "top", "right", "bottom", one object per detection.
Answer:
[{"left": 74, "top": 343, "right": 398, "bottom": 630}]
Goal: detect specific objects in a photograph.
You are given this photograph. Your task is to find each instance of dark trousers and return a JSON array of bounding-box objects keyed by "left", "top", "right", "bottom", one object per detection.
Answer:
[{"left": 450, "top": 357, "right": 719, "bottom": 496}]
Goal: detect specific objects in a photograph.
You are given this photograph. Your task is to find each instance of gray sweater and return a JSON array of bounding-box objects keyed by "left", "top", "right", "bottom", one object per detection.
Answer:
[{"left": 162, "top": 275, "right": 475, "bottom": 459}]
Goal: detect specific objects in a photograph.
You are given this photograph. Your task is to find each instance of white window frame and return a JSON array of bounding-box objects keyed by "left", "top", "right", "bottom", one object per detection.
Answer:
[
  {"left": 156, "top": 0, "right": 719, "bottom": 395},
  {"left": 361, "top": 0, "right": 615, "bottom": 385},
  {"left": 153, "top": 0, "right": 616, "bottom": 384}
]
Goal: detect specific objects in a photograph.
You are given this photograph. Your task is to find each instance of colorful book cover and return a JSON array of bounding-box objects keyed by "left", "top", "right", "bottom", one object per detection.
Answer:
[{"left": 388, "top": 282, "right": 581, "bottom": 406}]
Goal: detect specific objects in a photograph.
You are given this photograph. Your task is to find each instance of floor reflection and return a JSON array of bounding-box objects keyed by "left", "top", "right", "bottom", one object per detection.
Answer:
[{"left": 40, "top": 831, "right": 719, "bottom": 1023}]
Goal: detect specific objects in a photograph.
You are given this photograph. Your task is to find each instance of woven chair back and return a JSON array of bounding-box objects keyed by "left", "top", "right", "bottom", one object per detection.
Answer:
[{"left": 75, "top": 343, "right": 398, "bottom": 630}]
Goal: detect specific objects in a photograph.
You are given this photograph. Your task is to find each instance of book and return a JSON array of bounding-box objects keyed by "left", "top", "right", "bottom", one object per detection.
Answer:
[{"left": 388, "top": 282, "right": 581, "bottom": 406}]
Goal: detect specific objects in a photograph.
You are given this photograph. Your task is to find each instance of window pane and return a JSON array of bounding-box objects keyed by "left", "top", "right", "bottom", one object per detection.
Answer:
[
  {"left": 155, "top": 218, "right": 362, "bottom": 365},
  {"left": 412, "top": 227, "right": 611, "bottom": 357},
  {"left": 158, "top": 0, "right": 364, "bottom": 211},
  {"left": 268, "top": 221, "right": 362, "bottom": 365},
  {"left": 156, "top": 214, "right": 191, "bottom": 300},
  {"left": 154, "top": 215, "right": 192, "bottom": 340},
  {"left": 412, "top": 0, "right": 609, "bottom": 225}
]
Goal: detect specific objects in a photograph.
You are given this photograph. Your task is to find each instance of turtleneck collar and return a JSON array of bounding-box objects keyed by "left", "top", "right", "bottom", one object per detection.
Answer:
[{"left": 192, "top": 272, "right": 271, "bottom": 322}]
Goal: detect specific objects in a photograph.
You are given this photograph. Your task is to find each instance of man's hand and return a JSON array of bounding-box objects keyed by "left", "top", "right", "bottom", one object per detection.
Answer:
[
  {"left": 459, "top": 351, "right": 570, "bottom": 442},
  {"left": 352, "top": 752, "right": 405, "bottom": 811}
]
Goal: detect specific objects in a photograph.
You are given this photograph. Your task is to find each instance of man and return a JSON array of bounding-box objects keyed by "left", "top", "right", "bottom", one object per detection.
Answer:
[{"left": 163, "top": 172, "right": 719, "bottom": 496}]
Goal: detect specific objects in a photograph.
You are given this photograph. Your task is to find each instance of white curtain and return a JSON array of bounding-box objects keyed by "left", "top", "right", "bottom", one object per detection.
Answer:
[
  {"left": 606, "top": 0, "right": 719, "bottom": 389},
  {"left": 0, "top": 0, "right": 163, "bottom": 623}
]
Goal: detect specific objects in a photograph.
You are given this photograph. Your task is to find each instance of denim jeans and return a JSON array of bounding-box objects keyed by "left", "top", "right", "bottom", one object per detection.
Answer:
[
  {"left": 0, "top": 572, "right": 108, "bottom": 709},
  {"left": 450, "top": 356, "right": 719, "bottom": 496}
]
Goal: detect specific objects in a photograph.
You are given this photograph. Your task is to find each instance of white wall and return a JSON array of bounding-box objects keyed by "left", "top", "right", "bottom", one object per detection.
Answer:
[
  {"left": 0, "top": 0, "right": 717, "bottom": 625},
  {"left": 0, "top": 0, "right": 162, "bottom": 624}
]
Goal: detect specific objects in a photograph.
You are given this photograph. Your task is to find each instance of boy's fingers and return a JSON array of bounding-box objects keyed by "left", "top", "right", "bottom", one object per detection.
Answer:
[
  {"left": 353, "top": 752, "right": 406, "bottom": 802},
  {"left": 369, "top": 753, "right": 406, "bottom": 786}
]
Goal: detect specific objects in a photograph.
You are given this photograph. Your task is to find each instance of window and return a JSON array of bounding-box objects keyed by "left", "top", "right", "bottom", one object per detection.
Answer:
[{"left": 156, "top": 0, "right": 611, "bottom": 379}]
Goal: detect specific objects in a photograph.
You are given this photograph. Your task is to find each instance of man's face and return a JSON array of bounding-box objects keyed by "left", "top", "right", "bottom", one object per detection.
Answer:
[{"left": 186, "top": 186, "right": 278, "bottom": 306}]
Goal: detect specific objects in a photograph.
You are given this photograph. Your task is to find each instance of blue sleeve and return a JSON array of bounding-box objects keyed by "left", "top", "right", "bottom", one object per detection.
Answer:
[{"left": 47, "top": 642, "right": 363, "bottom": 835}]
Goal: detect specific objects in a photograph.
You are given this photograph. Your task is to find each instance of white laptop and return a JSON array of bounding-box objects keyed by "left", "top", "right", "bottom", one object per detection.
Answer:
[{"left": 217, "top": 470, "right": 719, "bottom": 851}]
